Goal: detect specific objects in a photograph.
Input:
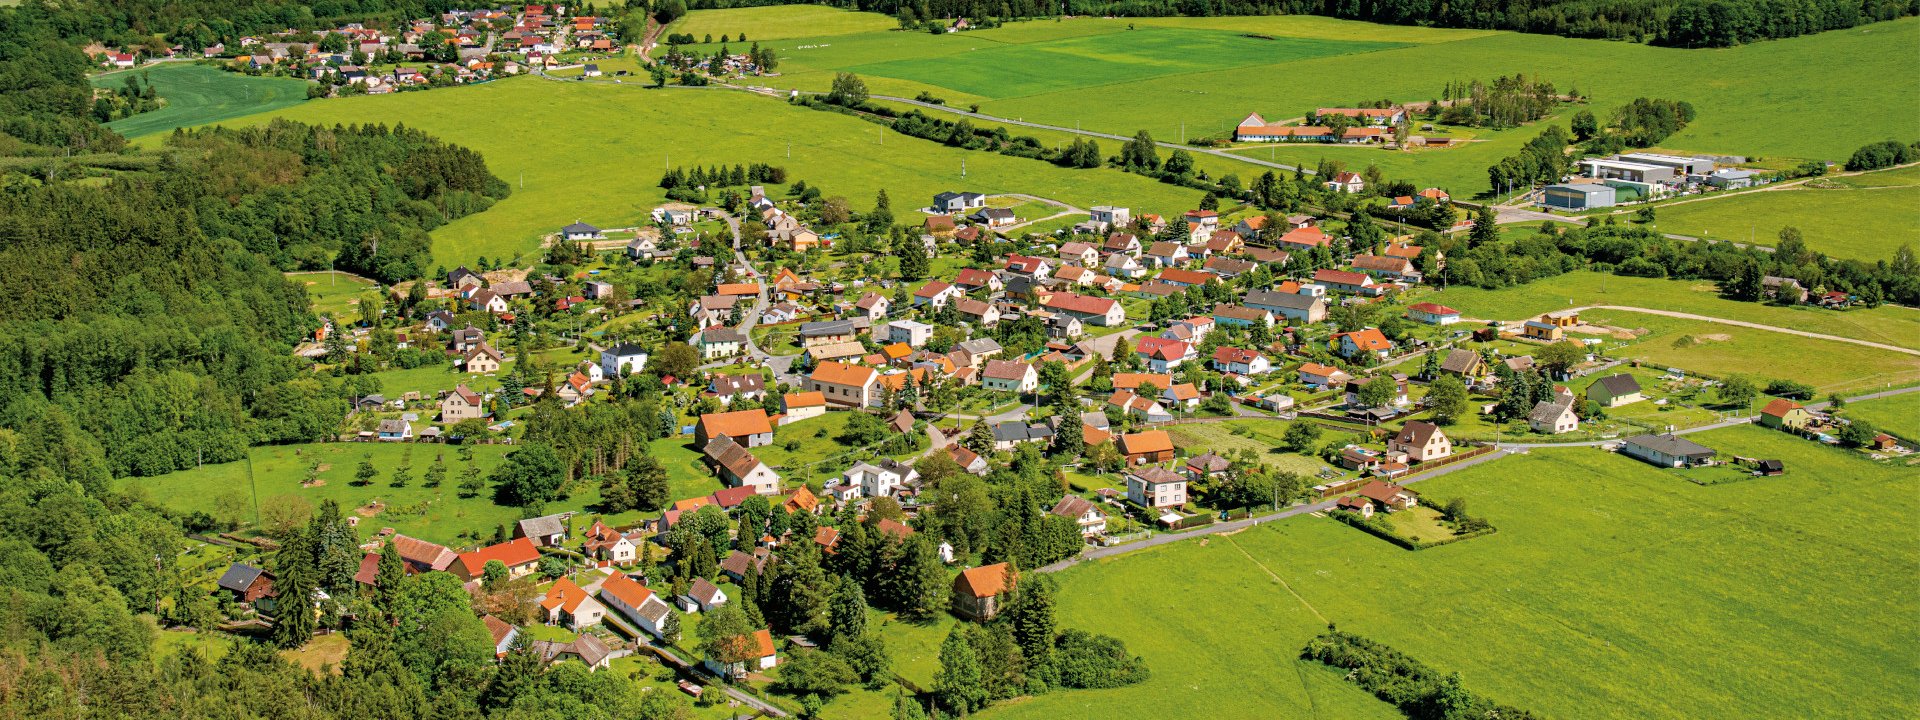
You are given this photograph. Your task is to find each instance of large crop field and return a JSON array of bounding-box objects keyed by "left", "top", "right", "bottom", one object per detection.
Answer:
[
  {"left": 93, "top": 63, "right": 310, "bottom": 139},
  {"left": 205, "top": 77, "right": 1204, "bottom": 267},
  {"left": 1651, "top": 167, "right": 1920, "bottom": 262},
  {"left": 1423, "top": 270, "right": 1920, "bottom": 352},
  {"left": 695, "top": 10, "right": 1920, "bottom": 195},
  {"left": 664, "top": 5, "right": 895, "bottom": 42},
  {"left": 984, "top": 425, "right": 1918, "bottom": 719}
]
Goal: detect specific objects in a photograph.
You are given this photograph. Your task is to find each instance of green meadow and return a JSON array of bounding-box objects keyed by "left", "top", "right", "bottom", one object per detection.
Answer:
[
  {"left": 711, "top": 10, "right": 1920, "bottom": 195},
  {"left": 1651, "top": 170, "right": 1920, "bottom": 262},
  {"left": 664, "top": 5, "right": 895, "bottom": 42},
  {"left": 1844, "top": 391, "right": 1920, "bottom": 440},
  {"left": 984, "top": 424, "right": 1918, "bottom": 719},
  {"left": 1580, "top": 309, "right": 1920, "bottom": 393},
  {"left": 207, "top": 77, "right": 1204, "bottom": 267},
  {"left": 287, "top": 270, "right": 379, "bottom": 319},
  {"left": 93, "top": 63, "right": 310, "bottom": 139},
  {"left": 1422, "top": 270, "right": 1920, "bottom": 352}
]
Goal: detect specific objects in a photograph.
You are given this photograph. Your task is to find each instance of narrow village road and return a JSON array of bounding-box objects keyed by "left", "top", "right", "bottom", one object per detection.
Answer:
[{"left": 1037, "top": 449, "right": 1511, "bottom": 573}]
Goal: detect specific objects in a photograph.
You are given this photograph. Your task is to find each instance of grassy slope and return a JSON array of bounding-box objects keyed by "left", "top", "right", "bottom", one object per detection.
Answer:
[
  {"left": 1423, "top": 270, "right": 1920, "bottom": 352},
  {"left": 287, "top": 270, "right": 378, "bottom": 319},
  {"left": 93, "top": 63, "right": 311, "bottom": 139},
  {"left": 1651, "top": 168, "right": 1920, "bottom": 262},
  {"left": 989, "top": 424, "right": 1917, "bottom": 719},
  {"left": 211, "top": 77, "right": 1203, "bottom": 267},
  {"left": 1842, "top": 391, "right": 1920, "bottom": 440}
]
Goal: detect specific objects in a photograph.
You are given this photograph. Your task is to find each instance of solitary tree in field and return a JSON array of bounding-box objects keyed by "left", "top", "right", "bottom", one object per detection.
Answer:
[
  {"left": 353, "top": 456, "right": 378, "bottom": 487},
  {"left": 828, "top": 72, "right": 869, "bottom": 106}
]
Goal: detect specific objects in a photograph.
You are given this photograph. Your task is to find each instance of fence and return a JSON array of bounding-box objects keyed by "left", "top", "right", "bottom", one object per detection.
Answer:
[{"left": 1402, "top": 445, "right": 1498, "bottom": 477}]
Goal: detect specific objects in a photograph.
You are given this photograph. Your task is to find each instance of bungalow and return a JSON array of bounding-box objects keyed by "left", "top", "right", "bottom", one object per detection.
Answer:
[
  {"left": 699, "top": 327, "right": 747, "bottom": 360},
  {"left": 1587, "top": 374, "right": 1644, "bottom": 408},
  {"left": 1298, "top": 363, "right": 1353, "bottom": 389},
  {"left": 541, "top": 576, "right": 608, "bottom": 629},
  {"left": 1758, "top": 398, "right": 1815, "bottom": 431},
  {"left": 1335, "top": 496, "right": 1374, "bottom": 518},
  {"left": 1211, "top": 346, "right": 1271, "bottom": 376},
  {"left": 720, "top": 548, "right": 773, "bottom": 583},
  {"left": 1333, "top": 328, "right": 1395, "bottom": 359},
  {"left": 1118, "top": 430, "right": 1175, "bottom": 465},
  {"left": 1406, "top": 302, "right": 1461, "bottom": 325},
  {"left": 1043, "top": 292, "right": 1127, "bottom": 327},
  {"left": 806, "top": 361, "right": 880, "bottom": 408},
  {"left": 853, "top": 292, "right": 890, "bottom": 322},
  {"left": 599, "top": 572, "right": 675, "bottom": 638},
  {"left": 376, "top": 418, "right": 413, "bottom": 442},
  {"left": 913, "top": 280, "right": 960, "bottom": 308},
  {"left": 695, "top": 408, "right": 775, "bottom": 448},
  {"left": 1528, "top": 398, "right": 1580, "bottom": 434},
  {"left": 1205, "top": 256, "right": 1256, "bottom": 278},
  {"left": 923, "top": 215, "right": 956, "bottom": 236},
  {"left": 1357, "top": 480, "right": 1419, "bottom": 512},
  {"left": 991, "top": 421, "right": 1055, "bottom": 451},
  {"left": 1621, "top": 434, "right": 1716, "bottom": 468},
  {"left": 970, "top": 207, "right": 1017, "bottom": 227},
  {"left": 217, "top": 564, "right": 276, "bottom": 603},
  {"left": 1125, "top": 465, "right": 1187, "bottom": 508},
  {"left": 952, "top": 563, "right": 1015, "bottom": 621},
  {"left": 453, "top": 537, "right": 542, "bottom": 582},
  {"left": 1211, "top": 303, "right": 1275, "bottom": 329},
  {"left": 1313, "top": 269, "right": 1384, "bottom": 297},
  {"left": 981, "top": 360, "right": 1039, "bottom": 393},
  {"left": 1522, "top": 320, "right": 1564, "bottom": 342},
  {"left": 678, "top": 578, "right": 729, "bottom": 613},
  {"left": 1243, "top": 290, "right": 1327, "bottom": 324},
  {"left": 1388, "top": 421, "right": 1452, "bottom": 462},
  {"left": 531, "top": 634, "right": 612, "bottom": 671},
  {"left": 562, "top": 221, "right": 602, "bottom": 241}
]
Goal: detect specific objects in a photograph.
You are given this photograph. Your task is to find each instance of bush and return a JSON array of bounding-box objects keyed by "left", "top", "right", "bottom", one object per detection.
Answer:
[
  {"left": 1844, "top": 140, "right": 1918, "bottom": 172},
  {"left": 1054, "top": 629, "right": 1150, "bottom": 689},
  {"left": 1302, "top": 630, "right": 1540, "bottom": 720}
]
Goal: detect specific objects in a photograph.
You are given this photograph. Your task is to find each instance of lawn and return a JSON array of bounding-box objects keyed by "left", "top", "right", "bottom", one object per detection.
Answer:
[
  {"left": 1844, "top": 391, "right": 1920, "bottom": 441},
  {"left": 1164, "top": 419, "right": 1346, "bottom": 476},
  {"left": 1422, "top": 271, "right": 1920, "bottom": 352},
  {"left": 983, "top": 424, "right": 1918, "bottom": 719},
  {"left": 288, "top": 270, "right": 379, "bottom": 319},
  {"left": 93, "top": 63, "right": 311, "bottom": 139},
  {"left": 1649, "top": 181, "right": 1920, "bottom": 262},
  {"left": 1580, "top": 308, "right": 1920, "bottom": 394},
  {"left": 203, "top": 76, "right": 1205, "bottom": 269},
  {"left": 123, "top": 442, "right": 525, "bottom": 547}
]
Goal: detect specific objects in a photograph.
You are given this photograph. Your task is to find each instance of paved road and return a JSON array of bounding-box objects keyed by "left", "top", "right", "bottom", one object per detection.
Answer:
[
  {"left": 1037, "top": 448, "right": 1510, "bottom": 573},
  {"left": 1555, "top": 305, "right": 1920, "bottom": 357}
]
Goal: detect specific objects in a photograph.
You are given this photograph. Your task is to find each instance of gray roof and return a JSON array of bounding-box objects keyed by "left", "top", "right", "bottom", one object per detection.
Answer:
[
  {"left": 377, "top": 419, "right": 409, "bottom": 433},
  {"left": 1624, "top": 433, "right": 1715, "bottom": 459},
  {"left": 800, "top": 320, "right": 855, "bottom": 337},
  {"left": 563, "top": 221, "right": 599, "bottom": 234},
  {"left": 518, "top": 514, "right": 567, "bottom": 539},
  {"left": 992, "top": 421, "right": 1054, "bottom": 443},
  {"left": 957, "top": 338, "right": 1002, "bottom": 355},
  {"left": 703, "top": 327, "right": 747, "bottom": 344},
  {"left": 217, "top": 563, "right": 266, "bottom": 593},
  {"left": 1592, "top": 374, "right": 1641, "bottom": 397},
  {"left": 1528, "top": 399, "right": 1573, "bottom": 425},
  {"left": 1244, "top": 290, "right": 1320, "bottom": 310}
]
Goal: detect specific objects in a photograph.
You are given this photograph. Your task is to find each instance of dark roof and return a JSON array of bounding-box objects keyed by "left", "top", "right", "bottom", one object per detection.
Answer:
[
  {"left": 992, "top": 421, "right": 1053, "bottom": 443},
  {"left": 563, "top": 221, "right": 599, "bottom": 234},
  {"left": 1243, "top": 290, "right": 1319, "bottom": 310},
  {"left": 1592, "top": 374, "right": 1642, "bottom": 397},
  {"left": 517, "top": 514, "right": 567, "bottom": 539},
  {"left": 217, "top": 563, "right": 266, "bottom": 593},
  {"left": 1625, "top": 434, "right": 1715, "bottom": 458}
]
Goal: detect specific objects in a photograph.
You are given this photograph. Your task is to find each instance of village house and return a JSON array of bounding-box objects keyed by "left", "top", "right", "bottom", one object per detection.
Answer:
[
  {"left": 599, "top": 572, "right": 674, "bottom": 638},
  {"left": 1621, "top": 434, "right": 1716, "bottom": 468},
  {"left": 1357, "top": 480, "right": 1419, "bottom": 512},
  {"left": 1522, "top": 319, "right": 1564, "bottom": 342},
  {"left": 781, "top": 391, "right": 828, "bottom": 425},
  {"left": 1333, "top": 328, "right": 1395, "bottom": 359},
  {"left": 217, "top": 564, "right": 275, "bottom": 603},
  {"left": 1135, "top": 337, "right": 1193, "bottom": 373},
  {"left": 514, "top": 514, "right": 570, "bottom": 547},
  {"left": 1118, "top": 430, "right": 1176, "bottom": 465},
  {"left": 1125, "top": 465, "right": 1188, "bottom": 509},
  {"left": 1298, "top": 362, "right": 1353, "bottom": 389},
  {"left": 704, "top": 437, "right": 781, "bottom": 495},
  {"left": 1758, "top": 398, "right": 1815, "bottom": 431},
  {"left": 807, "top": 361, "right": 881, "bottom": 408},
  {"left": 1314, "top": 269, "right": 1385, "bottom": 297},
  {"left": 1389, "top": 421, "right": 1453, "bottom": 463},
  {"left": 678, "top": 578, "right": 729, "bottom": 613},
  {"left": 981, "top": 360, "right": 1039, "bottom": 394},
  {"left": 1244, "top": 290, "right": 1327, "bottom": 324},
  {"left": 710, "top": 373, "right": 767, "bottom": 405},
  {"left": 991, "top": 421, "right": 1055, "bottom": 451},
  {"left": 1438, "top": 349, "right": 1485, "bottom": 379},
  {"left": 1049, "top": 495, "right": 1107, "bottom": 535},
  {"left": 1406, "top": 302, "right": 1462, "bottom": 325},
  {"left": 699, "top": 327, "right": 747, "bottom": 360},
  {"left": 952, "top": 563, "right": 1015, "bottom": 621},
  {"left": 1211, "top": 303, "right": 1275, "bottom": 329},
  {"left": 695, "top": 408, "right": 775, "bottom": 448},
  {"left": 541, "top": 576, "right": 607, "bottom": 629},
  {"left": 854, "top": 292, "right": 891, "bottom": 322},
  {"left": 1212, "top": 346, "right": 1272, "bottom": 376},
  {"left": 376, "top": 418, "right": 413, "bottom": 442},
  {"left": 913, "top": 280, "right": 960, "bottom": 308},
  {"left": 1587, "top": 374, "right": 1644, "bottom": 408},
  {"left": 889, "top": 319, "right": 935, "bottom": 348},
  {"left": 1044, "top": 292, "right": 1127, "bottom": 327},
  {"left": 462, "top": 342, "right": 504, "bottom": 373},
  {"left": 581, "top": 521, "right": 635, "bottom": 566},
  {"left": 1324, "top": 171, "right": 1366, "bottom": 193},
  {"left": 440, "top": 385, "right": 488, "bottom": 423},
  {"left": 1528, "top": 398, "right": 1580, "bottom": 434},
  {"left": 453, "top": 537, "right": 542, "bottom": 583}
]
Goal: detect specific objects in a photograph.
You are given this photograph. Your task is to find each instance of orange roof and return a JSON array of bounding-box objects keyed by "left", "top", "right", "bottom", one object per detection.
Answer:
[
  {"left": 1407, "top": 302, "right": 1459, "bottom": 316},
  {"left": 699, "top": 409, "right": 773, "bottom": 438},
  {"left": 879, "top": 367, "right": 926, "bottom": 391},
  {"left": 1112, "top": 373, "right": 1173, "bottom": 391},
  {"left": 1760, "top": 398, "right": 1804, "bottom": 418},
  {"left": 810, "top": 360, "right": 876, "bottom": 387},
  {"left": 1336, "top": 328, "right": 1393, "bottom": 352},
  {"left": 671, "top": 496, "right": 713, "bottom": 513},
  {"left": 1298, "top": 362, "right": 1347, "bottom": 378},
  {"left": 458, "top": 537, "right": 540, "bottom": 577},
  {"left": 751, "top": 628, "right": 776, "bottom": 658},
  {"left": 1118, "top": 430, "right": 1173, "bottom": 456},
  {"left": 882, "top": 343, "right": 913, "bottom": 360},
  {"left": 598, "top": 572, "right": 657, "bottom": 609},
  {"left": 784, "top": 391, "right": 825, "bottom": 408},
  {"left": 1083, "top": 425, "right": 1112, "bottom": 446},
  {"left": 541, "top": 576, "right": 593, "bottom": 613},
  {"left": 784, "top": 486, "right": 818, "bottom": 513},
  {"left": 717, "top": 283, "right": 760, "bottom": 296},
  {"left": 955, "top": 562, "right": 1014, "bottom": 599},
  {"left": 1279, "top": 227, "right": 1329, "bottom": 248}
]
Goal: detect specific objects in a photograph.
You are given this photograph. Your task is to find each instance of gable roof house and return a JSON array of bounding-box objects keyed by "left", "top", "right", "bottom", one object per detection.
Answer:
[
  {"left": 981, "top": 360, "right": 1039, "bottom": 394},
  {"left": 1357, "top": 480, "right": 1419, "bottom": 511},
  {"left": 703, "top": 436, "right": 781, "bottom": 495},
  {"left": 1125, "top": 466, "right": 1187, "bottom": 509},
  {"left": 1211, "top": 346, "right": 1272, "bottom": 376},
  {"left": 1118, "top": 430, "right": 1175, "bottom": 465},
  {"left": 599, "top": 572, "right": 675, "bottom": 638},
  {"left": 1587, "top": 374, "right": 1644, "bottom": 408},
  {"left": 514, "top": 514, "right": 570, "bottom": 548},
  {"left": 1621, "top": 434, "right": 1716, "bottom": 468},
  {"left": 1313, "top": 269, "right": 1385, "bottom": 297},
  {"left": 952, "top": 563, "right": 1015, "bottom": 621},
  {"left": 1758, "top": 398, "right": 1815, "bottom": 431},
  {"left": 1333, "top": 328, "right": 1395, "bottom": 359},
  {"left": 217, "top": 564, "right": 276, "bottom": 603},
  {"left": 541, "top": 576, "right": 608, "bottom": 629},
  {"left": 1406, "top": 302, "right": 1461, "bottom": 325},
  {"left": 806, "top": 361, "right": 881, "bottom": 408},
  {"left": 1528, "top": 398, "right": 1580, "bottom": 435},
  {"left": 453, "top": 537, "right": 543, "bottom": 583},
  {"left": 1438, "top": 349, "right": 1485, "bottom": 378},
  {"left": 440, "top": 384, "right": 488, "bottom": 423},
  {"left": 1388, "top": 421, "right": 1453, "bottom": 463},
  {"left": 1043, "top": 292, "right": 1127, "bottom": 327},
  {"left": 695, "top": 409, "right": 775, "bottom": 448},
  {"left": 1243, "top": 290, "right": 1327, "bottom": 324}
]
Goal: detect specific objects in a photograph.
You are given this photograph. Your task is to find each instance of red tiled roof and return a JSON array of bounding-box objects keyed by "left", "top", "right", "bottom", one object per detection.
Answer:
[
  {"left": 955, "top": 563, "right": 1013, "bottom": 599},
  {"left": 1407, "top": 302, "right": 1459, "bottom": 316},
  {"left": 699, "top": 409, "right": 773, "bottom": 438},
  {"left": 457, "top": 537, "right": 541, "bottom": 577}
]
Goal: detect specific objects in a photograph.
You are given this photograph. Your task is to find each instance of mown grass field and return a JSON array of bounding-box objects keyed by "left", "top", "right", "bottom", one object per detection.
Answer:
[
  {"left": 1226, "top": 119, "right": 1562, "bottom": 199},
  {"left": 205, "top": 77, "right": 1204, "bottom": 268},
  {"left": 1581, "top": 309, "right": 1920, "bottom": 393},
  {"left": 287, "top": 270, "right": 378, "bottom": 319},
  {"left": 1423, "top": 270, "right": 1920, "bottom": 352},
  {"left": 93, "top": 63, "right": 310, "bottom": 139},
  {"left": 665, "top": 5, "right": 896, "bottom": 42},
  {"left": 1845, "top": 391, "right": 1920, "bottom": 440},
  {"left": 986, "top": 424, "right": 1918, "bottom": 719},
  {"left": 1651, "top": 171, "right": 1920, "bottom": 262},
  {"left": 714, "top": 10, "right": 1920, "bottom": 195}
]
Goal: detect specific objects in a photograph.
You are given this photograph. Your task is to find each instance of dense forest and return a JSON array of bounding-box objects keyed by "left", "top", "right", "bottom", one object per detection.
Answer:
[
  {"left": 691, "top": 0, "right": 1918, "bottom": 46},
  {"left": 0, "top": 120, "right": 505, "bottom": 478}
]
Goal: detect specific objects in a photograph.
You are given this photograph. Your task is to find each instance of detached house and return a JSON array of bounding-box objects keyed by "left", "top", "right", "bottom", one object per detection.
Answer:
[
  {"left": 1118, "top": 430, "right": 1175, "bottom": 465},
  {"left": 1528, "top": 398, "right": 1579, "bottom": 434},
  {"left": 1244, "top": 290, "right": 1327, "bottom": 324},
  {"left": 541, "top": 577, "right": 607, "bottom": 629},
  {"left": 1125, "top": 466, "right": 1187, "bottom": 508},
  {"left": 913, "top": 280, "right": 960, "bottom": 308},
  {"left": 1211, "top": 346, "right": 1271, "bottom": 376},
  {"left": 1050, "top": 495, "right": 1107, "bottom": 535},
  {"left": 1388, "top": 421, "right": 1452, "bottom": 462},
  {"left": 695, "top": 409, "right": 774, "bottom": 448},
  {"left": 1333, "top": 328, "right": 1395, "bottom": 359},
  {"left": 1587, "top": 374, "right": 1644, "bottom": 408},
  {"left": 1044, "top": 292, "right": 1127, "bottom": 327},
  {"left": 807, "top": 361, "right": 880, "bottom": 408},
  {"left": 440, "top": 385, "right": 488, "bottom": 423},
  {"left": 1406, "top": 302, "right": 1461, "bottom": 325},
  {"left": 599, "top": 573, "right": 674, "bottom": 638},
  {"left": 1758, "top": 398, "right": 1815, "bottom": 431},
  {"left": 952, "top": 563, "right": 1015, "bottom": 621},
  {"left": 981, "top": 360, "right": 1039, "bottom": 394}
]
